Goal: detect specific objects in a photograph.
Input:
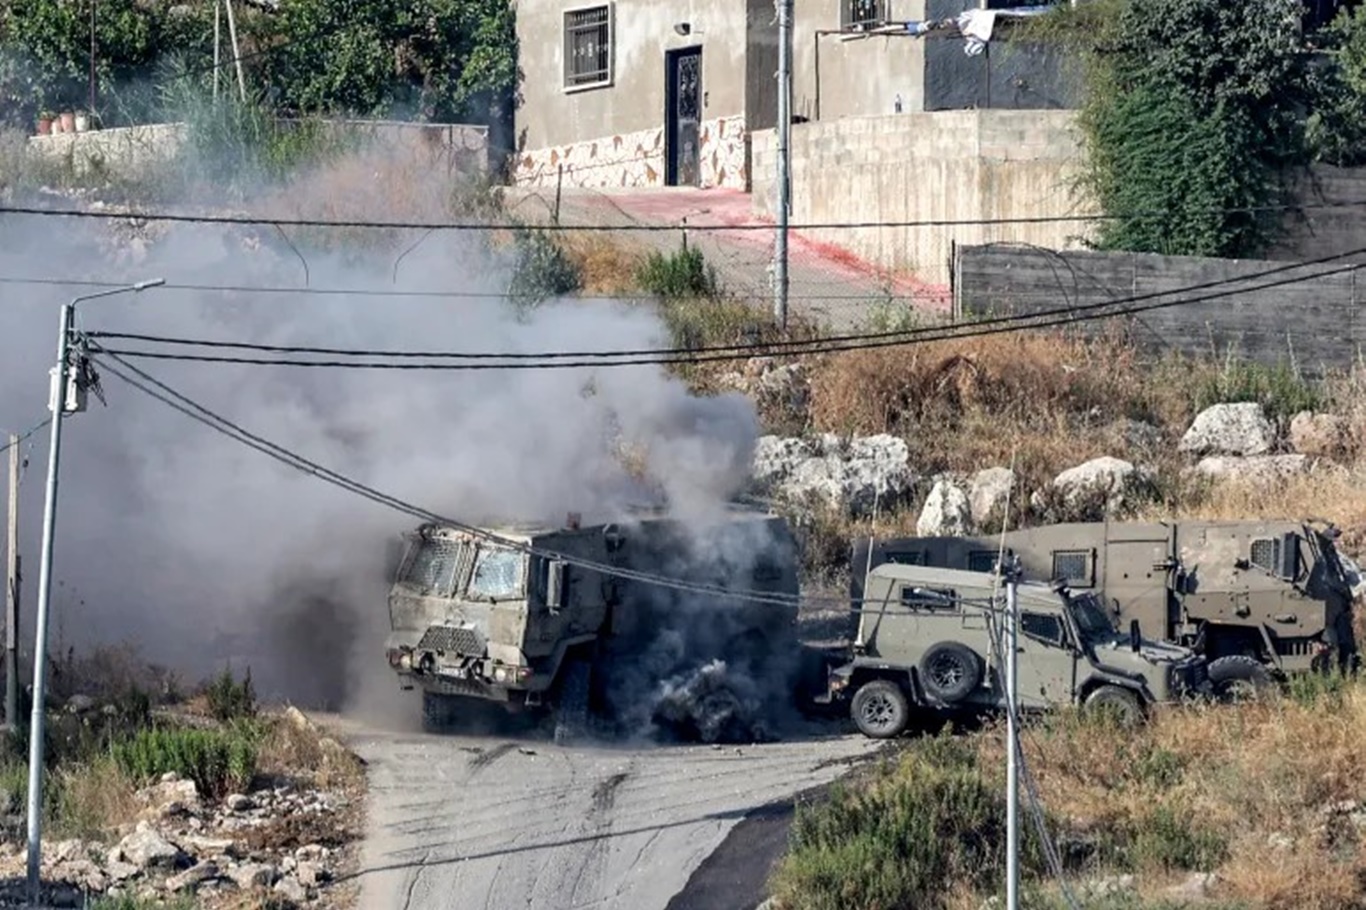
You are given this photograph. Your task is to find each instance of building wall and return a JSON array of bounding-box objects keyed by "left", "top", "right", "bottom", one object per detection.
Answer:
[
  {"left": 751, "top": 109, "right": 1095, "bottom": 284},
  {"left": 792, "top": 0, "right": 928, "bottom": 121},
  {"left": 512, "top": 0, "right": 757, "bottom": 190}
]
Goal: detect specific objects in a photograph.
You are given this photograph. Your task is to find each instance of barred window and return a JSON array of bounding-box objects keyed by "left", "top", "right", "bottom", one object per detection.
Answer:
[
  {"left": 564, "top": 5, "right": 612, "bottom": 89},
  {"left": 469, "top": 548, "right": 526, "bottom": 599},
  {"left": 842, "top": 0, "right": 886, "bottom": 29},
  {"left": 1052, "top": 549, "right": 1093, "bottom": 587},
  {"left": 901, "top": 586, "right": 958, "bottom": 612},
  {"left": 968, "top": 550, "right": 998, "bottom": 573}
]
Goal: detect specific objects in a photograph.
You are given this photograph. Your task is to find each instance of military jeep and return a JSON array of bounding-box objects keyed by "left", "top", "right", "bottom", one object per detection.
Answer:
[{"left": 822, "top": 563, "right": 1211, "bottom": 738}]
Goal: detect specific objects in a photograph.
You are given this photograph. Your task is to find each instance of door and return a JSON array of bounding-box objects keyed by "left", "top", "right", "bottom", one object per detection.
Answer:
[
  {"left": 665, "top": 47, "right": 702, "bottom": 187},
  {"left": 1012, "top": 610, "right": 1077, "bottom": 709}
]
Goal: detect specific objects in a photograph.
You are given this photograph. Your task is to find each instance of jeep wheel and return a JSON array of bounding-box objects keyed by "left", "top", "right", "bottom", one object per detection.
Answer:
[
  {"left": 1082, "top": 685, "right": 1144, "bottom": 727},
  {"left": 421, "top": 691, "right": 460, "bottom": 733},
  {"left": 553, "top": 658, "right": 592, "bottom": 746},
  {"left": 850, "top": 679, "right": 910, "bottom": 739},
  {"left": 919, "top": 642, "right": 983, "bottom": 704},
  {"left": 1207, "top": 655, "right": 1274, "bottom": 702}
]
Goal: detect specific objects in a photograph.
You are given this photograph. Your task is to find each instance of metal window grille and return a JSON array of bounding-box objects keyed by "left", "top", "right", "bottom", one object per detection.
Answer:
[
  {"left": 1250, "top": 538, "right": 1281, "bottom": 573},
  {"left": 564, "top": 6, "right": 611, "bottom": 88},
  {"left": 900, "top": 586, "right": 958, "bottom": 612},
  {"left": 841, "top": 0, "right": 886, "bottom": 29},
  {"left": 1052, "top": 549, "right": 1093, "bottom": 586}
]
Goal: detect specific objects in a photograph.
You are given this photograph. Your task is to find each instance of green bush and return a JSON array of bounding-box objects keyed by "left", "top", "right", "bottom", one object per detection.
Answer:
[
  {"left": 1193, "top": 358, "right": 1324, "bottom": 421},
  {"left": 771, "top": 736, "right": 1050, "bottom": 910},
  {"left": 506, "top": 227, "right": 582, "bottom": 313},
  {"left": 636, "top": 245, "right": 720, "bottom": 300},
  {"left": 112, "top": 726, "right": 257, "bottom": 798},
  {"left": 204, "top": 666, "right": 257, "bottom": 723},
  {"left": 1122, "top": 805, "right": 1229, "bottom": 872}
]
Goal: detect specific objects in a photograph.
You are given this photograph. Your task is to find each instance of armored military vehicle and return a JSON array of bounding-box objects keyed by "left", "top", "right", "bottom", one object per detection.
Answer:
[
  {"left": 383, "top": 507, "right": 802, "bottom": 743},
  {"left": 822, "top": 563, "right": 1210, "bottom": 738},
  {"left": 851, "top": 519, "right": 1361, "bottom": 696}
]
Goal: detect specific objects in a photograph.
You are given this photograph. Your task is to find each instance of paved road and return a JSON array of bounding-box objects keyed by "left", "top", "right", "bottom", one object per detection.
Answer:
[{"left": 328, "top": 708, "right": 877, "bottom": 910}]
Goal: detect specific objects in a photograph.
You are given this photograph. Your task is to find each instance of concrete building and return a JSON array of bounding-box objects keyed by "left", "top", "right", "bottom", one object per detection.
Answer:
[{"left": 510, "top": 1, "right": 1075, "bottom": 192}]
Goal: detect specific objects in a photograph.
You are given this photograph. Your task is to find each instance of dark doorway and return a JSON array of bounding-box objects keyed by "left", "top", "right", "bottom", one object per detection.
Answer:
[{"left": 665, "top": 47, "right": 702, "bottom": 187}]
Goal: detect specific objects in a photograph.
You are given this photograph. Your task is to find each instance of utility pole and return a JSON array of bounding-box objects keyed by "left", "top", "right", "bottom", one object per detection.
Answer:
[
  {"left": 26, "top": 280, "right": 163, "bottom": 904},
  {"left": 213, "top": 0, "right": 221, "bottom": 102},
  {"left": 773, "top": 0, "right": 792, "bottom": 332},
  {"left": 5, "top": 434, "right": 19, "bottom": 734},
  {"left": 223, "top": 0, "right": 247, "bottom": 104},
  {"left": 88, "top": 0, "right": 97, "bottom": 120},
  {"left": 1002, "top": 555, "right": 1021, "bottom": 910}
]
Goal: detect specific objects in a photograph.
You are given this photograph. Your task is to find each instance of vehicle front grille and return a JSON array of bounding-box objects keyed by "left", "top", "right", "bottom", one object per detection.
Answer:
[{"left": 418, "top": 624, "right": 486, "bottom": 656}]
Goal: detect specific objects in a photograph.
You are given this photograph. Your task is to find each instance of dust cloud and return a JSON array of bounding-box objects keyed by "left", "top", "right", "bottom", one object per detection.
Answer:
[{"left": 0, "top": 166, "right": 772, "bottom": 725}]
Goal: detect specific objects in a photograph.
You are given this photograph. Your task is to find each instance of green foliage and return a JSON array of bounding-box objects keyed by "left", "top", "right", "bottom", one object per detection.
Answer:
[
  {"left": 204, "top": 665, "right": 257, "bottom": 723},
  {"left": 256, "top": 0, "right": 518, "bottom": 123},
  {"left": 1307, "top": 5, "right": 1366, "bottom": 167},
  {"left": 635, "top": 245, "right": 721, "bottom": 300},
  {"left": 506, "top": 227, "right": 582, "bottom": 313},
  {"left": 1041, "top": 0, "right": 1312, "bottom": 257},
  {"left": 112, "top": 726, "right": 258, "bottom": 798},
  {"left": 88, "top": 895, "right": 196, "bottom": 910},
  {"left": 1192, "top": 357, "right": 1324, "bottom": 420},
  {"left": 1121, "top": 805, "right": 1229, "bottom": 872},
  {"left": 771, "top": 736, "right": 1051, "bottom": 910}
]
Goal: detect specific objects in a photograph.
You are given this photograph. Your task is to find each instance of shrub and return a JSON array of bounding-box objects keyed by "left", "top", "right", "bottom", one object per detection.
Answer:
[
  {"left": 636, "top": 245, "right": 720, "bottom": 299},
  {"left": 771, "top": 736, "right": 1050, "bottom": 910},
  {"left": 205, "top": 666, "right": 257, "bottom": 723},
  {"left": 506, "top": 226, "right": 582, "bottom": 313},
  {"left": 1192, "top": 357, "right": 1324, "bottom": 421},
  {"left": 112, "top": 726, "right": 257, "bottom": 798},
  {"left": 1122, "top": 805, "right": 1229, "bottom": 873}
]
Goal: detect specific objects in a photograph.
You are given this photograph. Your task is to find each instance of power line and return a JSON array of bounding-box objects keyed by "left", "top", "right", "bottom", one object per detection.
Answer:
[
  {"left": 74, "top": 240, "right": 1366, "bottom": 365},
  {"left": 0, "top": 420, "right": 52, "bottom": 457},
  {"left": 88, "top": 350, "right": 831, "bottom": 610},
  {"left": 8, "top": 199, "right": 1366, "bottom": 233},
  {"left": 83, "top": 255, "right": 1366, "bottom": 371}
]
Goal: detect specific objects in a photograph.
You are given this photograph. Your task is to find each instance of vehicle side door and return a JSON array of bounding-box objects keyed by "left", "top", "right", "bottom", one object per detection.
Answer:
[{"left": 1012, "top": 610, "right": 1078, "bottom": 709}]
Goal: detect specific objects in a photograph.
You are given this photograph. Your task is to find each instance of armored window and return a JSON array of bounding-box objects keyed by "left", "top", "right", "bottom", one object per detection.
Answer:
[
  {"left": 885, "top": 550, "right": 926, "bottom": 566},
  {"left": 841, "top": 0, "right": 886, "bottom": 29},
  {"left": 468, "top": 548, "right": 526, "bottom": 599},
  {"left": 564, "top": 5, "right": 612, "bottom": 90},
  {"left": 1250, "top": 536, "right": 1298, "bottom": 579},
  {"left": 900, "top": 586, "right": 958, "bottom": 612},
  {"left": 1020, "top": 611, "right": 1065, "bottom": 646},
  {"left": 402, "top": 538, "right": 463, "bottom": 596},
  {"left": 967, "top": 550, "right": 998, "bottom": 573},
  {"left": 1051, "top": 549, "right": 1094, "bottom": 587}
]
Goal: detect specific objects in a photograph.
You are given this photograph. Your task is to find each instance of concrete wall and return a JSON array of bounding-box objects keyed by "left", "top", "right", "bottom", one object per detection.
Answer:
[
  {"left": 512, "top": 0, "right": 760, "bottom": 190},
  {"left": 793, "top": 0, "right": 928, "bottom": 121},
  {"left": 1271, "top": 165, "right": 1366, "bottom": 263},
  {"left": 953, "top": 245, "right": 1366, "bottom": 371},
  {"left": 26, "top": 120, "right": 490, "bottom": 181},
  {"left": 751, "top": 109, "right": 1096, "bottom": 285}
]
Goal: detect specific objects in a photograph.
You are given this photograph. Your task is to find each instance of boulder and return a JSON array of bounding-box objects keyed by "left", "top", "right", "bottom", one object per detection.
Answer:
[
  {"left": 968, "top": 467, "right": 1016, "bottom": 528},
  {"left": 166, "top": 861, "right": 219, "bottom": 892},
  {"left": 228, "top": 862, "right": 278, "bottom": 891},
  {"left": 1194, "top": 455, "right": 1311, "bottom": 485},
  {"left": 1179, "top": 403, "right": 1275, "bottom": 457},
  {"left": 225, "top": 793, "right": 254, "bottom": 813},
  {"left": 113, "top": 826, "right": 185, "bottom": 871},
  {"left": 137, "top": 777, "right": 201, "bottom": 820},
  {"left": 1290, "top": 411, "right": 1351, "bottom": 458},
  {"left": 719, "top": 360, "right": 810, "bottom": 421},
  {"left": 916, "top": 480, "right": 972, "bottom": 537},
  {"left": 1050, "top": 457, "right": 1152, "bottom": 512},
  {"left": 274, "top": 875, "right": 308, "bottom": 903},
  {"left": 751, "top": 433, "right": 916, "bottom": 517}
]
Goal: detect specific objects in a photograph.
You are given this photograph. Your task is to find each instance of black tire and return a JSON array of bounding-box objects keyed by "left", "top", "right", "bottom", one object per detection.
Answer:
[
  {"left": 1082, "top": 684, "right": 1144, "bottom": 727},
  {"left": 918, "top": 642, "right": 983, "bottom": 704},
  {"left": 1207, "top": 655, "right": 1274, "bottom": 702},
  {"left": 850, "top": 679, "right": 911, "bottom": 739},
  {"left": 421, "top": 690, "right": 460, "bottom": 733},
  {"left": 553, "top": 658, "right": 592, "bottom": 746}
]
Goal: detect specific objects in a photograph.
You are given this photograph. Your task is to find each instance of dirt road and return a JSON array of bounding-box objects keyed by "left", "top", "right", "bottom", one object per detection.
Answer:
[{"left": 330, "top": 711, "right": 877, "bottom": 910}]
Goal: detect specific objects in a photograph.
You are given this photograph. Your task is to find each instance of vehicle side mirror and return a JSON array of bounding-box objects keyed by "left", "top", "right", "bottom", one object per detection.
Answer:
[
  {"left": 1130, "top": 619, "right": 1141, "bottom": 652},
  {"left": 547, "top": 560, "right": 567, "bottom": 613}
]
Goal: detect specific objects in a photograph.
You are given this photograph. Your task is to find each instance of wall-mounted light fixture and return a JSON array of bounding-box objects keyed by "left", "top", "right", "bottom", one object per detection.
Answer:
[{"left": 674, "top": 22, "right": 691, "bottom": 36}]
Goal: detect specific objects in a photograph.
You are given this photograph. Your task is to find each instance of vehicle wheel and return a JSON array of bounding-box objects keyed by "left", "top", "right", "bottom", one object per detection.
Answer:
[
  {"left": 421, "top": 690, "right": 460, "bottom": 733},
  {"left": 1082, "top": 684, "right": 1144, "bottom": 727},
  {"left": 918, "top": 642, "right": 983, "bottom": 704},
  {"left": 850, "top": 679, "right": 911, "bottom": 739},
  {"left": 553, "top": 658, "right": 592, "bottom": 746},
  {"left": 1207, "top": 655, "right": 1274, "bottom": 702}
]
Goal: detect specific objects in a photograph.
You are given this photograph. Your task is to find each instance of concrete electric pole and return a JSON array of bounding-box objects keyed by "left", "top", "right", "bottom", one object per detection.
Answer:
[
  {"left": 1002, "top": 555, "right": 1021, "bottom": 910},
  {"left": 5, "top": 433, "right": 19, "bottom": 735},
  {"left": 26, "top": 279, "right": 163, "bottom": 904}
]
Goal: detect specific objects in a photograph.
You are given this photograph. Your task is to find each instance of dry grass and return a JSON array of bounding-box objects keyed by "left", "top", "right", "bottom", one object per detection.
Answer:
[
  {"left": 49, "top": 756, "right": 141, "bottom": 841},
  {"left": 255, "top": 708, "right": 365, "bottom": 793},
  {"left": 558, "top": 232, "right": 648, "bottom": 295}
]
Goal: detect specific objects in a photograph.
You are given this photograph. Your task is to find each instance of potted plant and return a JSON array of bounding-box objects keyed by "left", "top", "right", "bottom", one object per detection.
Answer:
[
  {"left": 36, "top": 111, "right": 54, "bottom": 135},
  {"left": 58, "top": 110, "right": 75, "bottom": 133}
]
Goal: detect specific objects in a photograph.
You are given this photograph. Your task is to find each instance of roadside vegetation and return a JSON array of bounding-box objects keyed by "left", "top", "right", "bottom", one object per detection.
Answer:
[{"left": 770, "top": 675, "right": 1366, "bottom": 910}]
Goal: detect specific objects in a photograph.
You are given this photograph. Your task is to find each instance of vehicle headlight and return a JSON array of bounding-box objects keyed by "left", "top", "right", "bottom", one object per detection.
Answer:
[{"left": 494, "top": 667, "right": 509, "bottom": 683}]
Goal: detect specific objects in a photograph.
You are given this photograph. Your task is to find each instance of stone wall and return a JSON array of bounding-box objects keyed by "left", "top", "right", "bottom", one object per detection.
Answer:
[{"left": 510, "top": 115, "right": 750, "bottom": 191}]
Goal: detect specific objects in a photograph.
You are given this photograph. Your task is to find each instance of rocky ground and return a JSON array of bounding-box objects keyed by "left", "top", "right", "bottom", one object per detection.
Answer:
[{"left": 0, "top": 709, "right": 363, "bottom": 909}]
